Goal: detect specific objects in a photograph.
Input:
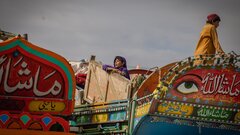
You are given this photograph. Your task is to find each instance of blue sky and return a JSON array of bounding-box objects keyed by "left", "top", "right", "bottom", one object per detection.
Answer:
[{"left": 1, "top": 0, "right": 239, "bottom": 69}]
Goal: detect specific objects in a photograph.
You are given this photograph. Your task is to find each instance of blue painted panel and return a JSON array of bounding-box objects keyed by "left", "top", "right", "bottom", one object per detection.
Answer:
[
  {"left": 133, "top": 116, "right": 240, "bottom": 135},
  {"left": 109, "top": 111, "right": 126, "bottom": 121}
]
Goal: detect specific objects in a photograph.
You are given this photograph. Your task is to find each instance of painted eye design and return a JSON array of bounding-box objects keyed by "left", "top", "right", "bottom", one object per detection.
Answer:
[{"left": 176, "top": 81, "right": 198, "bottom": 94}]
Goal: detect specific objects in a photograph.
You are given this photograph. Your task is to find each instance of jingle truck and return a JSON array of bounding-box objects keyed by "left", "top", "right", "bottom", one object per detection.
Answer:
[
  {"left": 70, "top": 50, "right": 240, "bottom": 134},
  {"left": 0, "top": 36, "right": 75, "bottom": 135}
]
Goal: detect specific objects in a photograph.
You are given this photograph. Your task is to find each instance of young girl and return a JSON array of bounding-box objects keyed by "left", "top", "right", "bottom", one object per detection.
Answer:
[
  {"left": 102, "top": 56, "right": 130, "bottom": 79},
  {"left": 194, "top": 13, "right": 224, "bottom": 57},
  {"left": 194, "top": 14, "right": 225, "bottom": 65}
]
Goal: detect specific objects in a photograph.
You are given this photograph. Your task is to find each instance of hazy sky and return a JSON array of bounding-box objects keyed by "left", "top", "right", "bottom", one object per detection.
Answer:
[{"left": 1, "top": 0, "right": 239, "bottom": 69}]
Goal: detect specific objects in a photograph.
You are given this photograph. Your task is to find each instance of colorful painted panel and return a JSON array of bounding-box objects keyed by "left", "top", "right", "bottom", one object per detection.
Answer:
[
  {"left": 156, "top": 101, "right": 239, "bottom": 123},
  {"left": 166, "top": 68, "right": 240, "bottom": 107},
  {"left": 0, "top": 111, "right": 69, "bottom": 132},
  {"left": 73, "top": 100, "right": 128, "bottom": 126},
  {"left": 0, "top": 50, "right": 65, "bottom": 98},
  {"left": 158, "top": 102, "right": 193, "bottom": 116},
  {"left": 75, "top": 111, "right": 127, "bottom": 124},
  {"left": 135, "top": 103, "right": 151, "bottom": 118},
  {"left": 109, "top": 111, "right": 126, "bottom": 121},
  {"left": 0, "top": 37, "right": 75, "bottom": 115}
]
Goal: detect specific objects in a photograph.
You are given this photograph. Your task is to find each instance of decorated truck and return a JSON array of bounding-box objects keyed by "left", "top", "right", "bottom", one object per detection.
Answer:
[
  {"left": 70, "top": 51, "right": 240, "bottom": 134},
  {"left": 1, "top": 33, "right": 240, "bottom": 135},
  {"left": 0, "top": 36, "right": 75, "bottom": 135},
  {"left": 130, "top": 53, "right": 240, "bottom": 135}
]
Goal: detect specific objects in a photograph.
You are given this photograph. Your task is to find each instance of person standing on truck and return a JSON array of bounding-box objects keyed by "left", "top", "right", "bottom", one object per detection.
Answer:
[
  {"left": 103, "top": 56, "right": 130, "bottom": 79},
  {"left": 194, "top": 13, "right": 225, "bottom": 64}
]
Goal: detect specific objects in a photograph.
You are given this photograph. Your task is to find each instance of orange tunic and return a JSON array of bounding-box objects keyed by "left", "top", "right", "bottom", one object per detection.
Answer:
[{"left": 194, "top": 23, "right": 224, "bottom": 56}]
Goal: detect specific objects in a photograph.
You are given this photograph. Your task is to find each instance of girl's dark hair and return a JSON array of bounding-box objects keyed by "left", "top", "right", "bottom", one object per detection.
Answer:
[
  {"left": 115, "top": 56, "right": 124, "bottom": 62},
  {"left": 114, "top": 56, "right": 127, "bottom": 68}
]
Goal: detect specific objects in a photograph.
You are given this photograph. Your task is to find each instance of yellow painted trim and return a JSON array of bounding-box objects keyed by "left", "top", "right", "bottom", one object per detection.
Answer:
[
  {"left": 158, "top": 102, "right": 193, "bottom": 116},
  {"left": 29, "top": 101, "right": 65, "bottom": 112},
  {"left": 92, "top": 114, "right": 108, "bottom": 123},
  {"left": 135, "top": 104, "right": 151, "bottom": 118}
]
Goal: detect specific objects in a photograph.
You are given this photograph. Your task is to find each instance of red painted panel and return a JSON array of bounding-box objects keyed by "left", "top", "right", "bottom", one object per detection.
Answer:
[
  {"left": 0, "top": 37, "right": 75, "bottom": 115},
  {"left": 0, "top": 51, "right": 65, "bottom": 98},
  {"left": 170, "top": 68, "right": 240, "bottom": 103}
]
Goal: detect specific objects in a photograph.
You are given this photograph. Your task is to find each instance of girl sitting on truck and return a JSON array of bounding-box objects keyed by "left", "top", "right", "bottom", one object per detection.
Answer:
[{"left": 102, "top": 56, "right": 130, "bottom": 80}]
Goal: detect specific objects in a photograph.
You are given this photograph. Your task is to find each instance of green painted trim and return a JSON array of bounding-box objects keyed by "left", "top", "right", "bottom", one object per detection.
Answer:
[
  {"left": 0, "top": 39, "right": 73, "bottom": 99},
  {"left": 128, "top": 96, "right": 137, "bottom": 135}
]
